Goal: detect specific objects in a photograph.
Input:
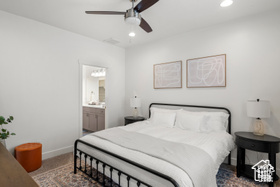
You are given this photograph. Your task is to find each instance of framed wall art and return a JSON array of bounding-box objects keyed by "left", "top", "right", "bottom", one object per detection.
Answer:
[
  {"left": 187, "top": 54, "right": 226, "bottom": 88},
  {"left": 154, "top": 61, "right": 182, "bottom": 89}
]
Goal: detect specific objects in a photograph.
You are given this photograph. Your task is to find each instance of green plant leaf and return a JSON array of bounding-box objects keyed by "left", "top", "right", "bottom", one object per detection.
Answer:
[
  {"left": 0, "top": 116, "right": 16, "bottom": 140},
  {"left": 1, "top": 133, "right": 7, "bottom": 139},
  {"left": 0, "top": 116, "right": 5, "bottom": 125}
]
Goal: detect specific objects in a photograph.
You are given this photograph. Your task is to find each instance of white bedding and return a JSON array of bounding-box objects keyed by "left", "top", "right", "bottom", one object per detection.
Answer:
[{"left": 78, "top": 121, "right": 234, "bottom": 187}]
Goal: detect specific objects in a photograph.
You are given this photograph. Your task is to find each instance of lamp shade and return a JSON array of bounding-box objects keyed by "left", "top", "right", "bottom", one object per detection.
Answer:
[
  {"left": 130, "top": 97, "right": 141, "bottom": 108},
  {"left": 247, "top": 100, "right": 270, "bottom": 118}
]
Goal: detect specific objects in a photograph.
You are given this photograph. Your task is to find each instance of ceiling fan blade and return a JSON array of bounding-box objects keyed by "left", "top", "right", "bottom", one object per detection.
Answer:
[
  {"left": 140, "top": 17, "right": 152, "bottom": 33},
  {"left": 85, "top": 11, "right": 126, "bottom": 15},
  {"left": 134, "top": 0, "right": 159, "bottom": 13}
]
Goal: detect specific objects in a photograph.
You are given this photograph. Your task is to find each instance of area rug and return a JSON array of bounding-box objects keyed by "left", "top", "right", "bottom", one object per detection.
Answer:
[
  {"left": 32, "top": 162, "right": 119, "bottom": 187},
  {"left": 216, "top": 167, "right": 267, "bottom": 187},
  {"left": 32, "top": 163, "right": 268, "bottom": 187}
]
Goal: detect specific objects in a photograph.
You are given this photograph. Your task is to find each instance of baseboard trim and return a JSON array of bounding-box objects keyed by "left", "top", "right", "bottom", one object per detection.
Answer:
[{"left": 42, "top": 145, "right": 73, "bottom": 160}]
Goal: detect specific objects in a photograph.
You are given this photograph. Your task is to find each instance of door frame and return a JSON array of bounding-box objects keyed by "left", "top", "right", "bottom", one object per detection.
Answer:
[{"left": 78, "top": 60, "right": 108, "bottom": 138}]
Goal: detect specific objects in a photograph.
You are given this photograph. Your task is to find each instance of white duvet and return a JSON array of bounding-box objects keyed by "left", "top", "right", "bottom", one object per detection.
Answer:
[{"left": 78, "top": 121, "right": 235, "bottom": 187}]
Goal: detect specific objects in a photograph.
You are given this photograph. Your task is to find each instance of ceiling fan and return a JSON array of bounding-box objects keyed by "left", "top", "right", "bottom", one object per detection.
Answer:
[{"left": 85, "top": 0, "right": 159, "bottom": 33}]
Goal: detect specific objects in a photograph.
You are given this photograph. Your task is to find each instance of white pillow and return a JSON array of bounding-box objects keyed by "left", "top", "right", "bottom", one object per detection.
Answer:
[
  {"left": 150, "top": 111, "right": 176, "bottom": 128},
  {"left": 149, "top": 107, "right": 181, "bottom": 120},
  {"left": 199, "top": 112, "right": 229, "bottom": 132},
  {"left": 174, "top": 110, "right": 208, "bottom": 132}
]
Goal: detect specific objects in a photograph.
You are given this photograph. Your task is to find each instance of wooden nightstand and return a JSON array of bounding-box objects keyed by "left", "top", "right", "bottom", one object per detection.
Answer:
[
  {"left": 124, "top": 116, "right": 145, "bottom": 126},
  {"left": 235, "top": 131, "right": 280, "bottom": 187}
]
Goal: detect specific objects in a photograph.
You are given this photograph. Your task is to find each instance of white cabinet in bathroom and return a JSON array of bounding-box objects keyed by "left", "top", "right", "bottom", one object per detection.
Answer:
[{"left": 83, "top": 107, "right": 105, "bottom": 132}]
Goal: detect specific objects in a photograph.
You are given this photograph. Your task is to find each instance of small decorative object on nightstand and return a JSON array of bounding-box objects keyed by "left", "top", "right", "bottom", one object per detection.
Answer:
[
  {"left": 124, "top": 116, "right": 145, "bottom": 126},
  {"left": 247, "top": 99, "right": 270, "bottom": 136},
  {"left": 235, "top": 131, "right": 280, "bottom": 187},
  {"left": 130, "top": 96, "right": 141, "bottom": 117}
]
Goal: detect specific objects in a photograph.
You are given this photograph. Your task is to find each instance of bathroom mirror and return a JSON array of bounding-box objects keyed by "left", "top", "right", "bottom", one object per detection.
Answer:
[{"left": 82, "top": 65, "right": 106, "bottom": 107}]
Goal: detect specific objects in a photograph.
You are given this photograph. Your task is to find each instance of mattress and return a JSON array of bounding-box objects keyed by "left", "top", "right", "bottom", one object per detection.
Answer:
[{"left": 78, "top": 121, "right": 235, "bottom": 187}]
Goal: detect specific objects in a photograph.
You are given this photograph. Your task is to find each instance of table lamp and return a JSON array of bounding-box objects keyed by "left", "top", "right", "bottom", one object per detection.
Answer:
[
  {"left": 247, "top": 99, "right": 270, "bottom": 136},
  {"left": 130, "top": 96, "right": 141, "bottom": 117}
]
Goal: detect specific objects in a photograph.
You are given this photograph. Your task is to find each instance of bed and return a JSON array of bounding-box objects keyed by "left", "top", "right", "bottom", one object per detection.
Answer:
[{"left": 74, "top": 103, "right": 235, "bottom": 187}]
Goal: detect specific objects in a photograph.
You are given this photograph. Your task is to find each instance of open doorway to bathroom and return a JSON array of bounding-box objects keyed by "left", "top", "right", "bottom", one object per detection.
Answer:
[{"left": 82, "top": 65, "right": 106, "bottom": 136}]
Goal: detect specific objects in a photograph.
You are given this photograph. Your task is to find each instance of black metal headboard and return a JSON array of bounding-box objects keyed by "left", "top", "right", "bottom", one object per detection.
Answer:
[{"left": 149, "top": 103, "right": 232, "bottom": 165}]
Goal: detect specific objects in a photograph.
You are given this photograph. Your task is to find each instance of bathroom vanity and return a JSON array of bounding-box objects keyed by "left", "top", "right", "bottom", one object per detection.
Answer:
[{"left": 83, "top": 105, "right": 105, "bottom": 132}]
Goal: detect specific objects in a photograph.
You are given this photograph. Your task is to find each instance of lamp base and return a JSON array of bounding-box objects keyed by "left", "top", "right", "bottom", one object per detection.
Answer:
[
  {"left": 253, "top": 119, "right": 264, "bottom": 136},
  {"left": 132, "top": 108, "right": 138, "bottom": 117}
]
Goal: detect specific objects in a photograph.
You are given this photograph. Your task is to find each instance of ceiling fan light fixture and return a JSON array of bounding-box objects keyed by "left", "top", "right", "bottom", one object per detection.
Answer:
[
  {"left": 125, "top": 8, "right": 141, "bottom": 26},
  {"left": 125, "top": 17, "right": 141, "bottom": 25},
  {"left": 220, "top": 0, "right": 233, "bottom": 7}
]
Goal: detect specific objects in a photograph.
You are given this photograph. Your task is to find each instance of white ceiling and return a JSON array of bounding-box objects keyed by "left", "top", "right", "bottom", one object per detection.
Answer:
[{"left": 1, "top": 0, "right": 280, "bottom": 48}]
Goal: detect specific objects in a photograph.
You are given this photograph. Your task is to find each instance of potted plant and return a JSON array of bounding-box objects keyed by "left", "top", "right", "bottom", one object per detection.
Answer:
[{"left": 0, "top": 116, "right": 15, "bottom": 147}]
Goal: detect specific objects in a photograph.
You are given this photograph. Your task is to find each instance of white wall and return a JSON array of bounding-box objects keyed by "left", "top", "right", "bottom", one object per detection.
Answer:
[
  {"left": 125, "top": 10, "right": 280, "bottom": 172},
  {"left": 0, "top": 11, "right": 125, "bottom": 159}
]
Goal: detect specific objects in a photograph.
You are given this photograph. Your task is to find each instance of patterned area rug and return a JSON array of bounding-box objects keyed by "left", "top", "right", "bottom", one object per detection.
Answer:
[
  {"left": 33, "top": 163, "right": 99, "bottom": 187},
  {"left": 32, "top": 163, "right": 268, "bottom": 187},
  {"left": 216, "top": 167, "right": 267, "bottom": 187}
]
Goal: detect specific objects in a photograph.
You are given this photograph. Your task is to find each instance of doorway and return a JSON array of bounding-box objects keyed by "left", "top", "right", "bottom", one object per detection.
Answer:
[{"left": 81, "top": 64, "right": 106, "bottom": 137}]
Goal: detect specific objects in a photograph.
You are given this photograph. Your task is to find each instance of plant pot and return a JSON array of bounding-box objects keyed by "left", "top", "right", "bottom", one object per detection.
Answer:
[{"left": 0, "top": 139, "right": 6, "bottom": 148}]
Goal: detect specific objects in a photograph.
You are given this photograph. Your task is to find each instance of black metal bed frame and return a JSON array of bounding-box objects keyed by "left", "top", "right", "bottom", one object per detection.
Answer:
[{"left": 74, "top": 103, "right": 232, "bottom": 187}]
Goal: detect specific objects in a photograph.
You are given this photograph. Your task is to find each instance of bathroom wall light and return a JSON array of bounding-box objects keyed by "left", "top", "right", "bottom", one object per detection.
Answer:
[
  {"left": 91, "top": 69, "right": 106, "bottom": 77},
  {"left": 220, "top": 0, "right": 233, "bottom": 7}
]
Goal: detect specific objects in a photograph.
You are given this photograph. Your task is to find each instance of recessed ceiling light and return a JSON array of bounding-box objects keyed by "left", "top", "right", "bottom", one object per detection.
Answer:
[
  {"left": 129, "top": 32, "right": 136, "bottom": 37},
  {"left": 220, "top": 0, "right": 233, "bottom": 7}
]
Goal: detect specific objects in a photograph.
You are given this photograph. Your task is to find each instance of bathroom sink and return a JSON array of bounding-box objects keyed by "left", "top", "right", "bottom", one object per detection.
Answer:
[{"left": 84, "top": 104, "right": 105, "bottom": 109}]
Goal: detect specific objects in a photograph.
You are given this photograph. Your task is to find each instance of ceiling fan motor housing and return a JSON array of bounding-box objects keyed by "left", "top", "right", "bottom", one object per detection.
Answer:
[{"left": 125, "top": 8, "right": 141, "bottom": 26}]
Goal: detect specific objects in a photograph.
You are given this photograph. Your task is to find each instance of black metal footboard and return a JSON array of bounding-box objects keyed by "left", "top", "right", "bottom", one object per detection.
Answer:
[{"left": 74, "top": 139, "right": 179, "bottom": 187}]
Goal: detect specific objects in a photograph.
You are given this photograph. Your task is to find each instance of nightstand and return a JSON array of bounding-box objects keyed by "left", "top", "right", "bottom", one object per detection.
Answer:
[
  {"left": 124, "top": 116, "right": 145, "bottom": 126},
  {"left": 235, "top": 131, "right": 280, "bottom": 187}
]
